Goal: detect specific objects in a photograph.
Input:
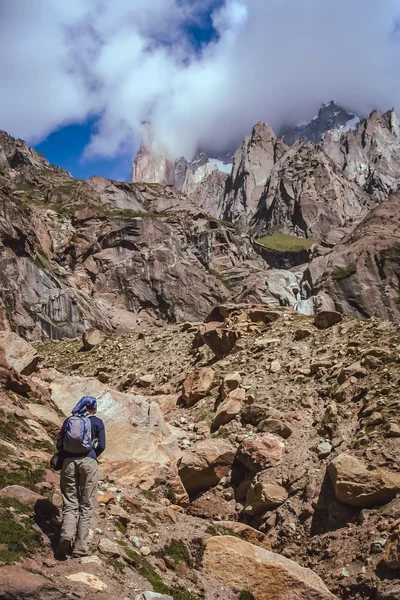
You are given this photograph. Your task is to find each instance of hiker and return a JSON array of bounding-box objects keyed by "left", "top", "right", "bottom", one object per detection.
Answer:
[{"left": 55, "top": 395, "right": 106, "bottom": 559}]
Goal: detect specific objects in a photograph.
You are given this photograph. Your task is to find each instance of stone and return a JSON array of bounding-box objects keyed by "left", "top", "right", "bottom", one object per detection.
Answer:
[
  {"left": 317, "top": 441, "right": 333, "bottom": 459},
  {"left": 328, "top": 453, "right": 400, "bottom": 507},
  {"left": 140, "top": 546, "right": 151, "bottom": 556},
  {"left": 258, "top": 418, "right": 293, "bottom": 439},
  {"left": 0, "top": 332, "right": 39, "bottom": 375},
  {"left": 98, "top": 538, "right": 121, "bottom": 557},
  {"left": 386, "top": 423, "right": 400, "bottom": 438},
  {"left": 182, "top": 367, "right": 215, "bottom": 407},
  {"left": 383, "top": 526, "right": 400, "bottom": 569},
  {"left": 212, "top": 388, "right": 245, "bottom": 430},
  {"left": 199, "top": 322, "right": 240, "bottom": 358},
  {"left": 203, "top": 536, "right": 338, "bottom": 600},
  {"left": 220, "top": 372, "right": 242, "bottom": 400},
  {"left": 178, "top": 438, "right": 236, "bottom": 496},
  {"left": 245, "top": 479, "right": 288, "bottom": 516},
  {"left": 98, "top": 492, "right": 116, "bottom": 505},
  {"left": 109, "top": 504, "right": 130, "bottom": 526},
  {"left": 0, "top": 485, "right": 57, "bottom": 515},
  {"left": 294, "top": 329, "right": 312, "bottom": 341},
  {"left": 80, "top": 556, "right": 103, "bottom": 565},
  {"left": 135, "top": 593, "right": 173, "bottom": 600},
  {"left": 0, "top": 566, "right": 59, "bottom": 598},
  {"left": 66, "top": 573, "right": 107, "bottom": 591},
  {"left": 270, "top": 360, "right": 282, "bottom": 373},
  {"left": 237, "top": 433, "right": 285, "bottom": 472},
  {"left": 314, "top": 311, "right": 343, "bottom": 330},
  {"left": 82, "top": 327, "right": 106, "bottom": 351},
  {"left": 136, "top": 374, "right": 155, "bottom": 388}
]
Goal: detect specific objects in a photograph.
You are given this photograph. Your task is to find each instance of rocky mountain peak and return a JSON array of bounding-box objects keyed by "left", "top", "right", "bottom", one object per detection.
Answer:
[{"left": 281, "top": 101, "right": 360, "bottom": 145}]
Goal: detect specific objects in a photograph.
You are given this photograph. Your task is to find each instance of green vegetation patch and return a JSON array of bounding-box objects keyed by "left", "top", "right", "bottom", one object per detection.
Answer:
[
  {"left": 156, "top": 539, "right": 192, "bottom": 566},
  {"left": 332, "top": 264, "right": 357, "bottom": 281},
  {"left": 256, "top": 233, "right": 314, "bottom": 253},
  {"left": 0, "top": 498, "right": 42, "bottom": 563},
  {"left": 123, "top": 547, "right": 201, "bottom": 600},
  {"left": 0, "top": 461, "right": 44, "bottom": 492},
  {"left": 380, "top": 243, "right": 400, "bottom": 260}
]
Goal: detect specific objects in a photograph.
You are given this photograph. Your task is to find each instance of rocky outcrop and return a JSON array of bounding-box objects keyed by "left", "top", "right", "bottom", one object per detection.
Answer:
[
  {"left": 281, "top": 101, "right": 359, "bottom": 145},
  {"left": 222, "top": 122, "right": 287, "bottom": 223},
  {"left": 131, "top": 136, "right": 174, "bottom": 185},
  {"left": 252, "top": 141, "right": 373, "bottom": 239},
  {"left": 323, "top": 109, "right": 400, "bottom": 201},
  {"left": 0, "top": 331, "right": 39, "bottom": 374},
  {"left": 203, "top": 536, "right": 338, "bottom": 600},
  {"left": 303, "top": 193, "right": 400, "bottom": 322}
]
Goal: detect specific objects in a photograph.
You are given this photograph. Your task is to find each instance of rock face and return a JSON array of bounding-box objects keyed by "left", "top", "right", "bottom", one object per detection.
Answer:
[
  {"left": 203, "top": 536, "right": 338, "bottom": 600},
  {"left": 281, "top": 101, "right": 359, "bottom": 145},
  {"left": 222, "top": 121, "right": 287, "bottom": 223},
  {"left": 131, "top": 135, "right": 174, "bottom": 185},
  {"left": 252, "top": 141, "right": 373, "bottom": 239},
  {"left": 304, "top": 193, "right": 400, "bottom": 322},
  {"left": 328, "top": 453, "right": 400, "bottom": 507},
  {"left": 323, "top": 109, "right": 400, "bottom": 201}
]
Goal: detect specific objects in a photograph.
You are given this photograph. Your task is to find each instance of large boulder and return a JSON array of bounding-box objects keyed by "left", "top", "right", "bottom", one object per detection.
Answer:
[
  {"left": 0, "top": 332, "right": 39, "bottom": 375},
  {"left": 181, "top": 367, "right": 215, "bottom": 407},
  {"left": 0, "top": 566, "right": 63, "bottom": 599},
  {"left": 203, "top": 536, "right": 338, "bottom": 600},
  {"left": 82, "top": 327, "right": 106, "bottom": 351},
  {"left": 49, "top": 374, "right": 181, "bottom": 489},
  {"left": 0, "top": 485, "right": 58, "bottom": 515},
  {"left": 178, "top": 438, "right": 236, "bottom": 496},
  {"left": 220, "top": 372, "right": 242, "bottom": 400},
  {"left": 198, "top": 322, "right": 240, "bottom": 358},
  {"left": 237, "top": 434, "right": 285, "bottom": 473},
  {"left": 327, "top": 453, "right": 400, "bottom": 508}
]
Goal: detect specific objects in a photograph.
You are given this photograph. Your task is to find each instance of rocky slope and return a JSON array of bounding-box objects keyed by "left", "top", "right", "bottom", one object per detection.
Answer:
[{"left": 0, "top": 305, "right": 399, "bottom": 599}]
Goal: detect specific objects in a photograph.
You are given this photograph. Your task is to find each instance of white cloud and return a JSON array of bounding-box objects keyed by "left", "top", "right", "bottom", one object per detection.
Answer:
[{"left": 1, "top": 0, "right": 400, "bottom": 166}]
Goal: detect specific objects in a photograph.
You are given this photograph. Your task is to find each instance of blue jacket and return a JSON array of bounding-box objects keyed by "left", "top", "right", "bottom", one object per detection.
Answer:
[{"left": 57, "top": 415, "right": 106, "bottom": 461}]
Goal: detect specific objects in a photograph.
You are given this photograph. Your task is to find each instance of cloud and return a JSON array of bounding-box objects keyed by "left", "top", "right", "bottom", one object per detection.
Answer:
[{"left": 1, "top": 0, "right": 400, "bottom": 165}]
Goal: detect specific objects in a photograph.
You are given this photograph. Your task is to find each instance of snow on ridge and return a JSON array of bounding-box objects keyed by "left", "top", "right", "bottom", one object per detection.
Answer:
[{"left": 209, "top": 158, "right": 233, "bottom": 174}]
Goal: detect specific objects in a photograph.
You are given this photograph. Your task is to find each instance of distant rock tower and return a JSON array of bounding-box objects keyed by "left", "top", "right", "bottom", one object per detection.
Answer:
[{"left": 131, "top": 125, "right": 175, "bottom": 185}]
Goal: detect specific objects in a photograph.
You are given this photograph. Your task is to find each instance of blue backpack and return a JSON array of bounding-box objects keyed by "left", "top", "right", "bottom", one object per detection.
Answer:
[{"left": 63, "top": 415, "right": 92, "bottom": 454}]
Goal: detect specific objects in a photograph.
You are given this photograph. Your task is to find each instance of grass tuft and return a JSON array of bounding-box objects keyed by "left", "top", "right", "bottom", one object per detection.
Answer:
[
  {"left": 332, "top": 264, "right": 357, "bottom": 281},
  {"left": 256, "top": 234, "right": 314, "bottom": 253}
]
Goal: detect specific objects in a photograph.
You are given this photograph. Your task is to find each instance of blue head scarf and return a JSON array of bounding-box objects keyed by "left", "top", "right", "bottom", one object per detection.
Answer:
[{"left": 72, "top": 396, "right": 97, "bottom": 416}]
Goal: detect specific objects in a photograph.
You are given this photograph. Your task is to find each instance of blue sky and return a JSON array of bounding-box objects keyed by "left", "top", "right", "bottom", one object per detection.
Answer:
[{"left": 34, "top": 3, "right": 223, "bottom": 182}]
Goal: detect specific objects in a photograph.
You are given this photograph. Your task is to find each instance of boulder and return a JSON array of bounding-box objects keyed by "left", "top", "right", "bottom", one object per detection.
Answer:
[
  {"left": 213, "top": 521, "right": 271, "bottom": 550},
  {"left": 0, "top": 566, "right": 62, "bottom": 598},
  {"left": 82, "top": 327, "right": 106, "bottom": 351},
  {"left": 245, "top": 479, "right": 288, "bottom": 516},
  {"left": 98, "top": 538, "right": 121, "bottom": 557},
  {"left": 220, "top": 372, "right": 242, "bottom": 400},
  {"left": 66, "top": 572, "right": 107, "bottom": 591},
  {"left": 314, "top": 311, "right": 342, "bottom": 330},
  {"left": 136, "top": 374, "right": 155, "bottom": 388},
  {"left": 212, "top": 388, "right": 245, "bottom": 430},
  {"left": 258, "top": 418, "right": 293, "bottom": 439},
  {"left": 237, "top": 434, "right": 285, "bottom": 472},
  {"left": 199, "top": 322, "right": 240, "bottom": 358},
  {"left": 203, "top": 536, "right": 338, "bottom": 600},
  {"left": 178, "top": 438, "right": 236, "bottom": 496},
  {"left": 0, "top": 332, "right": 39, "bottom": 375},
  {"left": 327, "top": 453, "right": 400, "bottom": 507},
  {"left": 0, "top": 485, "right": 57, "bottom": 515},
  {"left": 383, "top": 526, "right": 400, "bottom": 570},
  {"left": 182, "top": 367, "right": 215, "bottom": 407}
]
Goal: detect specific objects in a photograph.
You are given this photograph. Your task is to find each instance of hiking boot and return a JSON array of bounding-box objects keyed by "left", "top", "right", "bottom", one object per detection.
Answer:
[
  {"left": 72, "top": 549, "right": 88, "bottom": 558},
  {"left": 55, "top": 538, "right": 71, "bottom": 560}
]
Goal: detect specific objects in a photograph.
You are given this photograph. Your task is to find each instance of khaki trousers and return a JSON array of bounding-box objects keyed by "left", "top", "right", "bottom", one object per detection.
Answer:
[{"left": 60, "top": 456, "right": 98, "bottom": 553}]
